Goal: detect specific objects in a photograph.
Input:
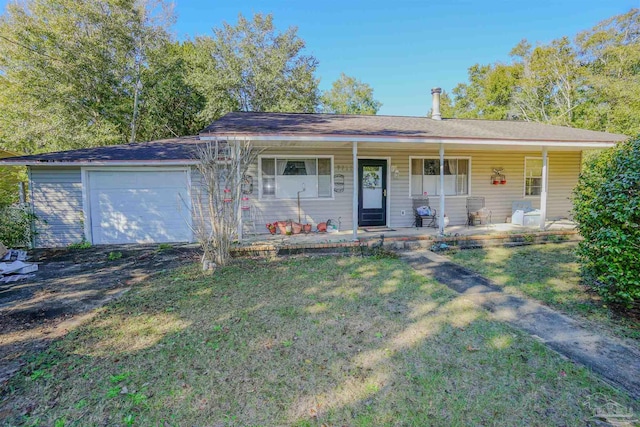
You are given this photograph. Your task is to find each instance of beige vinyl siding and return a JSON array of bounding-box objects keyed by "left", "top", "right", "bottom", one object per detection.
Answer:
[
  {"left": 547, "top": 151, "right": 581, "bottom": 220},
  {"left": 30, "top": 167, "right": 84, "bottom": 247},
  {"left": 251, "top": 148, "right": 354, "bottom": 231},
  {"left": 357, "top": 147, "right": 581, "bottom": 227},
  {"left": 191, "top": 146, "right": 581, "bottom": 232},
  {"left": 190, "top": 148, "right": 354, "bottom": 233}
]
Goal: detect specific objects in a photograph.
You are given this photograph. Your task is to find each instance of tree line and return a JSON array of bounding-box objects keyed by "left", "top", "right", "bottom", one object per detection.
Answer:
[
  {"left": 0, "top": 1, "right": 381, "bottom": 155},
  {"left": 441, "top": 9, "right": 640, "bottom": 137}
]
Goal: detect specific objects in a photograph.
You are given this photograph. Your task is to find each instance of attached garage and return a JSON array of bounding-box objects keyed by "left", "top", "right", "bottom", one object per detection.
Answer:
[{"left": 86, "top": 169, "right": 192, "bottom": 244}]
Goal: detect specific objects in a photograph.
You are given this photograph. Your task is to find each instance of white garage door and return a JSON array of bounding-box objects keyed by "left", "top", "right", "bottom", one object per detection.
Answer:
[{"left": 88, "top": 170, "right": 192, "bottom": 244}]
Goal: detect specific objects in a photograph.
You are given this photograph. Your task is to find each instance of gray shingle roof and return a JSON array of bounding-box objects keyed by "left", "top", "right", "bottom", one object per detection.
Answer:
[
  {"left": 0, "top": 136, "right": 203, "bottom": 164},
  {"left": 0, "top": 112, "right": 628, "bottom": 165},
  {"left": 202, "top": 112, "right": 628, "bottom": 143}
]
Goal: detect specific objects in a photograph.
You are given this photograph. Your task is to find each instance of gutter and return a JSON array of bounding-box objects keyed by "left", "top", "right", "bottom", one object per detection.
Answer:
[
  {"left": 199, "top": 135, "right": 619, "bottom": 148},
  {"left": 0, "top": 160, "right": 199, "bottom": 167}
]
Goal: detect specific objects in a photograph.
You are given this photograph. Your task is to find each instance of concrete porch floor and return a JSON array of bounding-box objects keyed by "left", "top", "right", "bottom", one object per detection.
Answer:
[{"left": 239, "top": 219, "right": 579, "bottom": 249}]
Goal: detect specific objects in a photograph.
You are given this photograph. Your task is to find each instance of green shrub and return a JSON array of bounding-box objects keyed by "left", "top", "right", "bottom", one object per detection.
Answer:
[
  {"left": 573, "top": 137, "right": 640, "bottom": 306},
  {"left": 0, "top": 204, "right": 37, "bottom": 248}
]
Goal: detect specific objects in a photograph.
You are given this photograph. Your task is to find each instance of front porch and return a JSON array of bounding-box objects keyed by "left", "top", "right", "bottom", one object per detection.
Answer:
[{"left": 234, "top": 219, "right": 579, "bottom": 255}]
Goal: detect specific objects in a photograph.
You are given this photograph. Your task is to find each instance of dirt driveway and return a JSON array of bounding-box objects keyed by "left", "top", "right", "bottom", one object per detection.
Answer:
[{"left": 0, "top": 243, "right": 200, "bottom": 388}]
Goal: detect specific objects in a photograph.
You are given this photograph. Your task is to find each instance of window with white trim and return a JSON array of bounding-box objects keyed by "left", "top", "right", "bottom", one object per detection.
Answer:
[
  {"left": 260, "top": 157, "right": 332, "bottom": 199},
  {"left": 410, "top": 157, "right": 469, "bottom": 196},
  {"left": 524, "top": 157, "right": 543, "bottom": 196}
]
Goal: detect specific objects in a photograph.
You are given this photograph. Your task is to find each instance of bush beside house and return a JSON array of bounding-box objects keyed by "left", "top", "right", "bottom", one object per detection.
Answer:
[{"left": 573, "top": 137, "right": 640, "bottom": 306}]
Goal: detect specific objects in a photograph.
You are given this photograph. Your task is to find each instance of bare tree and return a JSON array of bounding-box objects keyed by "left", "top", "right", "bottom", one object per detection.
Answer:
[{"left": 191, "top": 139, "right": 260, "bottom": 270}]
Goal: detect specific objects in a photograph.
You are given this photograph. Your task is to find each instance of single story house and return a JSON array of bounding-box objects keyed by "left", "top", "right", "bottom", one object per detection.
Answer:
[{"left": 0, "top": 89, "right": 628, "bottom": 247}]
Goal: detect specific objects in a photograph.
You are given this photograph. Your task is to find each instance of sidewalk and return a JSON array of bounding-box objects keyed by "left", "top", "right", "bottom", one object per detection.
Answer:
[{"left": 401, "top": 249, "right": 640, "bottom": 401}]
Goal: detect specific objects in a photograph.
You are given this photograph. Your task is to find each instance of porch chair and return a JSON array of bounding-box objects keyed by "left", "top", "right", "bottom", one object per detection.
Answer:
[
  {"left": 467, "top": 196, "right": 491, "bottom": 226},
  {"left": 412, "top": 198, "right": 437, "bottom": 228}
]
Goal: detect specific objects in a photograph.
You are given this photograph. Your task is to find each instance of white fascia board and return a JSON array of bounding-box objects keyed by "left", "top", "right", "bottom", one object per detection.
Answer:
[
  {"left": 0, "top": 160, "right": 198, "bottom": 167},
  {"left": 200, "top": 135, "right": 617, "bottom": 149}
]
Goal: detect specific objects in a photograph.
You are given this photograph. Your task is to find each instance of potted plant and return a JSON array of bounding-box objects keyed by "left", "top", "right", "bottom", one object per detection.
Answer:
[
  {"left": 292, "top": 222, "right": 303, "bottom": 234},
  {"left": 266, "top": 223, "right": 277, "bottom": 234},
  {"left": 276, "top": 221, "right": 288, "bottom": 234},
  {"left": 303, "top": 223, "right": 312, "bottom": 233}
]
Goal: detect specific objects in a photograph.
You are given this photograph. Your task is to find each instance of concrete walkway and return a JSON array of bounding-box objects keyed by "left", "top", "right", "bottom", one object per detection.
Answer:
[{"left": 401, "top": 249, "right": 640, "bottom": 401}]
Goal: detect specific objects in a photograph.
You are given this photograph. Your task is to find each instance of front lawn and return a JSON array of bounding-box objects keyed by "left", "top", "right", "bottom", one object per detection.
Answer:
[
  {"left": 1, "top": 255, "right": 635, "bottom": 426},
  {"left": 446, "top": 242, "right": 640, "bottom": 342}
]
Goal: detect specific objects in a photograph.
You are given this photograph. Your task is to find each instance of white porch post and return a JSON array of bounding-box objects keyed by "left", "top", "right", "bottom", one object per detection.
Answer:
[
  {"left": 236, "top": 141, "right": 243, "bottom": 241},
  {"left": 540, "top": 146, "right": 548, "bottom": 230},
  {"left": 352, "top": 141, "right": 358, "bottom": 241},
  {"left": 439, "top": 143, "right": 445, "bottom": 235}
]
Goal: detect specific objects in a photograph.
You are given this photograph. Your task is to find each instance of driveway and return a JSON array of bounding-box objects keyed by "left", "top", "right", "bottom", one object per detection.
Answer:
[{"left": 0, "top": 243, "right": 200, "bottom": 388}]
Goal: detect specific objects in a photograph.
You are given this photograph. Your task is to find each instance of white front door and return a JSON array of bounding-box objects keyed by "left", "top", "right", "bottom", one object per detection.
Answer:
[{"left": 88, "top": 170, "right": 191, "bottom": 244}]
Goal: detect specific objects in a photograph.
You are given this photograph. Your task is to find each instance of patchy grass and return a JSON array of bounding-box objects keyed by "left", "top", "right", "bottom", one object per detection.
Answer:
[
  {"left": 446, "top": 243, "right": 640, "bottom": 341},
  {"left": 1, "top": 255, "right": 636, "bottom": 426}
]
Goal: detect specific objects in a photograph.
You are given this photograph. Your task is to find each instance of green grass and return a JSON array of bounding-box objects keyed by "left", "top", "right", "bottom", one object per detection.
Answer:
[
  {"left": 107, "top": 251, "right": 123, "bottom": 261},
  {"left": 1, "top": 255, "right": 636, "bottom": 426},
  {"left": 67, "top": 240, "right": 91, "bottom": 250},
  {"left": 446, "top": 242, "right": 640, "bottom": 341}
]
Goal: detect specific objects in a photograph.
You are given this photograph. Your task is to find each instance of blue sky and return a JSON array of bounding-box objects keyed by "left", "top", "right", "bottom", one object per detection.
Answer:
[{"left": 2, "top": 0, "right": 638, "bottom": 116}]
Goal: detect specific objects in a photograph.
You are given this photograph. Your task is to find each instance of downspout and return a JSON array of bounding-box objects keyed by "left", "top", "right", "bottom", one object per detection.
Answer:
[
  {"left": 540, "top": 146, "right": 548, "bottom": 230},
  {"left": 352, "top": 141, "right": 358, "bottom": 241},
  {"left": 439, "top": 143, "right": 445, "bottom": 235},
  {"left": 27, "top": 167, "right": 36, "bottom": 248}
]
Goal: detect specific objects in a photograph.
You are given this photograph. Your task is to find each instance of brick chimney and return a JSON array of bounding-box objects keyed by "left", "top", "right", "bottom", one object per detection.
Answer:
[{"left": 431, "top": 87, "right": 442, "bottom": 120}]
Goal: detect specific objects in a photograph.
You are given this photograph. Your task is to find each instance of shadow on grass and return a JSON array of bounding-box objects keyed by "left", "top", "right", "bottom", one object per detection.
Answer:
[
  {"left": 447, "top": 243, "right": 640, "bottom": 341},
  {"left": 1, "top": 254, "right": 636, "bottom": 426}
]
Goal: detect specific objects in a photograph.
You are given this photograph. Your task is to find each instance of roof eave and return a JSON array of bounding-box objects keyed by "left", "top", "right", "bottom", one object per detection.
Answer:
[
  {"left": 200, "top": 134, "right": 620, "bottom": 148},
  {"left": 0, "top": 160, "right": 198, "bottom": 167}
]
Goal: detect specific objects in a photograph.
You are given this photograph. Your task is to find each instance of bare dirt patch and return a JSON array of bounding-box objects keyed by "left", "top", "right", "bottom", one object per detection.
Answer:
[{"left": 0, "top": 243, "right": 199, "bottom": 388}]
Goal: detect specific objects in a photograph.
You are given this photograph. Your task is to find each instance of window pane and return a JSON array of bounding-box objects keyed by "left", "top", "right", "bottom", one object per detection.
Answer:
[
  {"left": 318, "top": 158, "right": 331, "bottom": 197},
  {"left": 457, "top": 159, "right": 469, "bottom": 195},
  {"left": 444, "top": 159, "right": 456, "bottom": 175},
  {"left": 526, "top": 159, "right": 543, "bottom": 177},
  {"left": 423, "top": 159, "right": 439, "bottom": 175},
  {"left": 411, "top": 159, "right": 423, "bottom": 196},
  {"left": 279, "top": 160, "right": 305, "bottom": 175},
  {"left": 274, "top": 158, "right": 323, "bottom": 199},
  {"left": 526, "top": 177, "right": 542, "bottom": 196},
  {"left": 261, "top": 158, "right": 275, "bottom": 196},
  {"left": 411, "top": 159, "right": 422, "bottom": 176}
]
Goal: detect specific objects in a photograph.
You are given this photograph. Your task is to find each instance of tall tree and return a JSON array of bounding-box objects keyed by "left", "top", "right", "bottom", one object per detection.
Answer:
[
  {"left": 0, "top": 0, "right": 176, "bottom": 154},
  {"left": 188, "top": 13, "right": 320, "bottom": 123},
  {"left": 446, "top": 9, "right": 640, "bottom": 137},
  {"left": 320, "top": 73, "right": 382, "bottom": 114},
  {"left": 510, "top": 37, "right": 584, "bottom": 125},
  {"left": 575, "top": 9, "right": 640, "bottom": 135},
  {"left": 450, "top": 63, "right": 520, "bottom": 119},
  {"left": 135, "top": 41, "right": 207, "bottom": 141}
]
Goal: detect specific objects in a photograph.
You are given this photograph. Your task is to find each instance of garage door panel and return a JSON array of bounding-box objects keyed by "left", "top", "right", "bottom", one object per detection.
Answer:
[
  {"left": 93, "top": 191, "right": 189, "bottom": 213},
  {"left": 89, "top": 170, "right": 191, "bottom": 244}
]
